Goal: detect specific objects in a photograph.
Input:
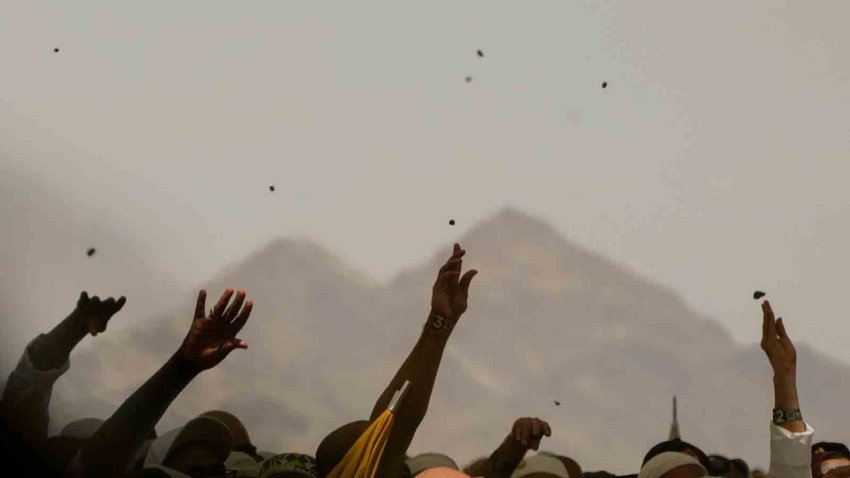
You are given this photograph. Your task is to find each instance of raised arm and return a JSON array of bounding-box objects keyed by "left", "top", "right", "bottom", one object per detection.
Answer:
[
  {"left": 480, "top": 417, "right": 552, "bottom": 478},
  {"left": 369, "top": 243, "right": 477, "bottom": 478},
  {"left": 1, "top": 292, "right": 125, "bottom": 446},
  {"left": 760, "top": 300, "right": 813, "bottom": 478},
  {"left": 73, "top": 288, "right": 253, "bottom": 478}
]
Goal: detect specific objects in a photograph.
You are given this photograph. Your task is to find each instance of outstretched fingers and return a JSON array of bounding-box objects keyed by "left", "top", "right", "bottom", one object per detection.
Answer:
[
  {"left": 195, "top": 290, "right": 207, "bottom": 320},
  {"left": 115, "top": 296, "right": 127, "bottom": 311},
  {"left": 222, "top": 289, "right": 246, "bottom": 321},
  {"left": 230, "top": 299, "right": 253, "bottom": 333},
  {"left": 211, "top": 289, "right": 234, "bottom": 319}
]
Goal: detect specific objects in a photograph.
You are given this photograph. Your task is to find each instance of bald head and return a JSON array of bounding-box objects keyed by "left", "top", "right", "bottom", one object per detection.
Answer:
[{"left": 315, "top": 420, "right": 369, "bottom": 478}]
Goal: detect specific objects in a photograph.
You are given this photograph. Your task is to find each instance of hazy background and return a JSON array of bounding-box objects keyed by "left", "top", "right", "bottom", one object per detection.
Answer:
[{"left": 2, "top": 0, "right": 849, "bottom": 473}]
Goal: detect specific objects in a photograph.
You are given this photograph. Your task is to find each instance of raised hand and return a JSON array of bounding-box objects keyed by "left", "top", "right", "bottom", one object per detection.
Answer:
[
  {"left": 511, "top": 417, "right": 552, "bottom": 451},
  {"left": 431, "top": 243, "right": 478, "bottom": 322},
  {"left": 75, "top": 292, "right": 127, "bottom": 336},
  {"left": 178, "top": 289, "right": 253, "bottom": 372},
  {"left": 760, "top": 300, "right": 796, "bottom": 378}
]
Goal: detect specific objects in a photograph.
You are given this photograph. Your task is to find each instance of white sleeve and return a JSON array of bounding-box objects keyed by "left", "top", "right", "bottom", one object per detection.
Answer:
[
  {"left": 769, "top": 421, "right": 814, "bottom": 478},
  {"left": 0, "top": 335, "right": 71, "bottom": 443}
]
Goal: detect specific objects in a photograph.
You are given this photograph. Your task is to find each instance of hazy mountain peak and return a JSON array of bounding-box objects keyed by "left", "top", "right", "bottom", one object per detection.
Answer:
[{"left": 215, "top": 237, "right": 377, "bottom": 288}]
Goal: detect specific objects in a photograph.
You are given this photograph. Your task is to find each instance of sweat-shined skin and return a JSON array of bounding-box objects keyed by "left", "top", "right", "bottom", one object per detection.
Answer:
[
  {"left": 0, "top": 292, "right": 126, "bottom": 447},
  {"left": 365, "top": 243, "right": 478, "bottom": 478},
  {"left": 72, "top": 288, "right": 253, "bottom": 478}
]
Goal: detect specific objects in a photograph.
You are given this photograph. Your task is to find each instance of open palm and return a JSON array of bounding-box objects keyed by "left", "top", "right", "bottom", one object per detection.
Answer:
[{"left": 179, "top": 288, "right": 253, "bottom": 372}]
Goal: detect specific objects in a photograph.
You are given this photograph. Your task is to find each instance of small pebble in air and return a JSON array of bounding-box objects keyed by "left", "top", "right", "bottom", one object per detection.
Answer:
[
  {"left": 753, "top": 290, "right": 766, "bottom": 300},
  {"left": 465, "top": 76, "right": 472, "bottom": 83},
  {"left": 269, "top": 185, "right": 275, "bottom": 192},
  {"left": 87, "top": 248, "right": 96, "bottom": 257},
  {"left": 477, "top": 49, "right": 484, "bottom": 58},
  {"left": 602, "top": 81, "right": 608, "bottom": 89},
  {"left": 449, "top": 219, "right": 456, "bottom": 226},
  {"left": 54, "top": 48, "right": 59, "bottom": 53},
  {"left": 554, "top": 401, "right": 561, "bottom": 406}
]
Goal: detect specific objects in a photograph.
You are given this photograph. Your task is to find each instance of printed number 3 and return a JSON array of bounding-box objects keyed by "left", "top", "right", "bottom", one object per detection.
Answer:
[{"left": 433, "top": 315, "right": 452, "bottom": 331}]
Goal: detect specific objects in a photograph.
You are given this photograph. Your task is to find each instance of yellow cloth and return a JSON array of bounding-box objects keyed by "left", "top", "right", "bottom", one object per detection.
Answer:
[{"left": 326, "top": 411, "right": 394, "bottom": 478}]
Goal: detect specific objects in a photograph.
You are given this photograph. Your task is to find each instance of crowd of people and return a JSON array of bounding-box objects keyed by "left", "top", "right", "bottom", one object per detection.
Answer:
[{"left": 1, "top": 243, "right": 846, "bottom": 478}]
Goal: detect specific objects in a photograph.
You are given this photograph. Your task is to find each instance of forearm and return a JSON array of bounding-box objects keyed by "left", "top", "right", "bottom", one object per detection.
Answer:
[
  {"left": 78, "top": 353, "right": 199, "bottom": 477},
  {"left": 773, "top": 372, "right": 805, "bottom": 433},
  {"left": 29, "top": 311, "right": 88, "bottom": 371},
  {"left": 372, "top": 312, "right": 452, "bottom": 478},
  {"left": 485, "top": 435, "right": 528, "bottom": 478}
]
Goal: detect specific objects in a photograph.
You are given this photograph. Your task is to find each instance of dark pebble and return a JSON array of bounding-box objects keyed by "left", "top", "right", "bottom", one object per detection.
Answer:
[
  {"left": 465, "top": 76, "right": 472, "bottom": 83},
  {"left": 554, "top": 401, "right": 561, "bottom": 406},
  {"left": 477, "top": 49, "right": 484, "bottom": 58},
  {"left": 449, "top": 219, "right": 455, "bottom": 226},
  {"left": 54, "top": 48, "right": 59, "bottom": 53},
  {"left": 87, "top": 248, "right": 96, "bottom": 257},
  {"left": 602, "top": 82, "right": 607, "bottom": 89},
  {"left": 753, "top": 290, "right": 766, "bottom": 300},
  {"left": 269, "top": 185, "right": 275, "bottom": 192}
]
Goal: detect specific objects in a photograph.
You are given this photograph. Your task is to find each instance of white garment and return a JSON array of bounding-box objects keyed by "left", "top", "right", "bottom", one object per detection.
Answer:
[
  {"left": 638, "top": 452, "right": 707, "bottom": 478},
  {"left": 226, "top": 451, "right": 262, "bottom": 477},
  {"left": 0, "top": 335, "right": 70, "bottom": 442},
  {"left": 769, "top": 422, "right": 814, "bottom": 478}
]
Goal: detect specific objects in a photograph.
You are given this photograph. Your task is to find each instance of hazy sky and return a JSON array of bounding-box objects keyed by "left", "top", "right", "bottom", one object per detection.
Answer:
[{"left": 2, "top": 1, "right": 850, "bottom": 367}]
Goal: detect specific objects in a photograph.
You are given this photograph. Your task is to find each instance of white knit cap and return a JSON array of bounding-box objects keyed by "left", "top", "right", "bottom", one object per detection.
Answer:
[
  {"left": 638, "top": 452, "right": 707, "bottom": 478},
  {"left": 510, "top": 454, "right": 569, "bottom": 478}
]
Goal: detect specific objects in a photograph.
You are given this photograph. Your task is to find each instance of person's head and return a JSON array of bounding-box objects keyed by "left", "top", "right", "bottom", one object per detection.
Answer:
[
  {"left": 638, "top": 452, "right": 708, "bottom": 478},
  {"left": 417, "top": 467, "right": 472, "bottom": 478},
  {"left": 583, "top": 472, "right": 617, "bottom": 478},
  {"left": 707, "top": 456, "right": 748, "bottom": 478},
  {"left": 813, "top": 443, "right": 850, "bottom": 478},
  {"left": 642, "top": 440, "right": 712, "bottom": 477},
  {"left": 144, "top": 416, "right": 234, "bottom": 478},
  {"left": 315, "top": 420, "right": 369, "bottom": 478},
  {"left": 510, "top": 453, "right": 572, "bottom": 478},
  {"left": 60, "top": 417, "right": 105, "bottom": 439},
  {"left": 200, "top": 410, "right": 257, "bottom": 458},
  {"left": 538, "top": 452, "right": 582, "bottom": 478},
  {"left": 258, "top": 453, "right": 319, "bottom": 478},
  {"left": 407, "top": 453, "right": 460, "bottom": 477}
]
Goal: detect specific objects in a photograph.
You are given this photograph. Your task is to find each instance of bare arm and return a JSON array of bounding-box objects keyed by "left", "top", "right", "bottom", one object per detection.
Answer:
[
  {"left": 74, "top": 289, "right": 253, "bottom": 478},
  {"left": 761, "top": 300, "right": 813, "bottom": 478},
  {"left": 1, "top": 293, "right": 125, "bottom": 446},
  {"left": 484, "top": 418, "right": 552, "bottom": 478},
  {"left": 370, "top": 244, "right": 477, "bottom": 478},
  {"left": 761, "top": 301, "right": 804, "bottom": 433}
]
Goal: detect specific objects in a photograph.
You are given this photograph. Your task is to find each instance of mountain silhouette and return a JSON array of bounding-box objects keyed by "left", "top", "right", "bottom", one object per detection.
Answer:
[{"left": 47, "top": 208, "right": 850, "bottom": 473}]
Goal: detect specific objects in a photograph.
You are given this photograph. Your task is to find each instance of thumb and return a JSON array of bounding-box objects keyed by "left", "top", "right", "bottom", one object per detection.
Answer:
[
  {"left": 221, "top": 338, "right": 248, "bottom": 357},
  {"left": 459, "top": 270, "right": 478, "bottom": 294}
]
